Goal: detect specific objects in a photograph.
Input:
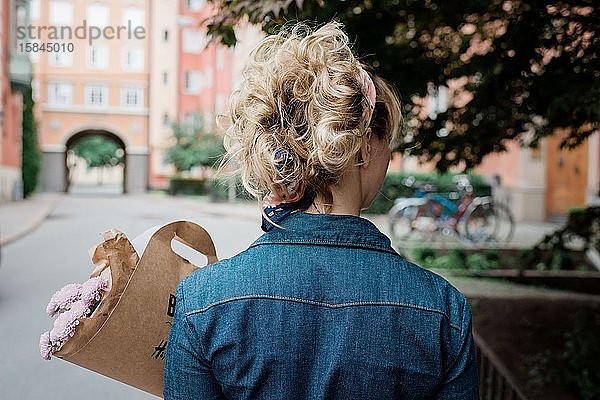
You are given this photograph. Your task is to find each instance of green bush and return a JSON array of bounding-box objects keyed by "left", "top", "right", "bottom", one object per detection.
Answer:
[
  {"left": 21, "top": 83, "right": 40, "bottom": 197},
  {"left": 208, "top": 176, "right": 254, "bottom": 202},
  {"left": 410, "top": 246, "right": 500, "bottom": 271},
  {"left": 364, "top": 171, "right": 492, "bottom": 214},
  {"left": 168, "top": 177, "right": 207, "bottom": 196},
  {"left": 524, "top": 206, "right": 600, "bottom": 271}
]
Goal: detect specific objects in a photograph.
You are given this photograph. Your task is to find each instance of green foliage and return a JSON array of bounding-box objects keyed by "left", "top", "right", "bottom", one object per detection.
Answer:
[
  {"left": 21, "top": 83, "right": 40, "bottom": 197},
  {"left": 72, "top": 136, "right": 123, "bottom": 169},
  {"left": 164, "top": 121, "right": 225, "bottom": 174},
  {"left": 207, "top": 0, "right": 599, "bottom": 171},
  {"left": 208, "top": 176, "right": 254, "bottom": 202},
  {"left": 524, "top": 206, "right": 600, "bottom": 271},
  {"left": 526, "top": 318, "right": 600, "bottom": 400},
  {"left": 410, "top": 246, "right": 499, "bottom": 271},
  {"left": 168, "top": 177, "right": 207, "bottom": 196},
  {"left": 365, "top": 171, "right": 491, "bottom": 214}
]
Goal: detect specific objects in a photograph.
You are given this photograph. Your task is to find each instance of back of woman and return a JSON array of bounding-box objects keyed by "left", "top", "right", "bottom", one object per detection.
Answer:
[{"left": 164, "top": 21, "right": 479, "bottom": 400}]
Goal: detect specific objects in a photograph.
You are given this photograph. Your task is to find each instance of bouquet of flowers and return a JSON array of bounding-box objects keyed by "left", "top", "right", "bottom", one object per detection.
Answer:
[
  {"left": 38, "top": 221, "right": 218, "bottom": 397},
  {"left": 40, "top": 277, "right": 110, "bottom": 360}
]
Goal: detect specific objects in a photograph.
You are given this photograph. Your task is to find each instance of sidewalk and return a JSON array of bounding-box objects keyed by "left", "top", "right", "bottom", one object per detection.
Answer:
[{"left": 0, "top": 192, "right": 63, "bottom": 245}]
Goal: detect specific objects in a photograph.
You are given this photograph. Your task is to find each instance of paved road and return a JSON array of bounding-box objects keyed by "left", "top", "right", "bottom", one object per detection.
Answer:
[{"left": 0, "top": 193, "right": 262, "bottom": 399}]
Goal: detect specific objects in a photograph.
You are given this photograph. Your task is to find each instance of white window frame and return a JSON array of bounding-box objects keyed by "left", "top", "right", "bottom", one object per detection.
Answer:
[
  {"left": 184, "top": 71, "right": 201, "bottom": 93},
  {"left": 85, "top": 85, "right": 109, "bottom": 107},
  {"left": 86, "top": 45, "right": 109, "bottom": 69},
  {"left": 49, "top": 0, "right": 73, "bottom": 25},
  {"left": 122, "top": 7, "right": 145, "bottom": 30},
  {"left": 121, "top": 86, "right": 144, "bottom": 108},
  {"left": 48, "top": 46, "right": 73, "bottom": 67},
  {"left": 29, "top": 40, "right": 40, "bottom": 63},
  {"left": 186, "top": 0, "right": 205, "bottom": 12},
  {"left": 122, "top": 47, "right": 144, "bottom": 72},
  {"left": 30, "top": 0, "right": 41, "bottom": 21},
  {"left": 47, "top": 81, "right": 73, "bottom": 106},
  {"left": 87, "top": 3, "right": 110, "bottom": 28},
  {"left": 182, "top": 29, "right": 206, "bottom": 54}
]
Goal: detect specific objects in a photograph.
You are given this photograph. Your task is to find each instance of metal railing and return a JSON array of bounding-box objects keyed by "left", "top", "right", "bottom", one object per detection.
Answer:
[{"left": 473, "top": 330, "right": 529, "bottom": 400}]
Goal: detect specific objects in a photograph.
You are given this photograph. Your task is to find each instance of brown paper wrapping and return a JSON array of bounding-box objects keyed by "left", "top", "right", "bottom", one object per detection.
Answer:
[{"left": 55, "top": 220, "right": 218, "bottom": 398}]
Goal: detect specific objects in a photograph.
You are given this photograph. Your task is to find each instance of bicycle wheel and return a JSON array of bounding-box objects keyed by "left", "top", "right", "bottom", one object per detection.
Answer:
[
  {"left": 463, "top": 200, "right": 498, "bottom": 243},
  {"left": 389, "top": 204, "right": 420, "bottom": 240},
  {"left": 490, "top": 202, "right": 515, "bottom": 243}
]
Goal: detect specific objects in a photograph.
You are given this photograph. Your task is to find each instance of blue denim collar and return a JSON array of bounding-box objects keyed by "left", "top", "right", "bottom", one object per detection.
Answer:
[{"left": 250, "top": 211, "right": 398, "bottom": 255}]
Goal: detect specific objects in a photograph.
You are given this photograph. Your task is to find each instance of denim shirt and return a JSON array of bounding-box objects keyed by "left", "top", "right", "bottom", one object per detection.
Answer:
[{"left": 164, "top": 212, "right": 479, "bottom": 399}]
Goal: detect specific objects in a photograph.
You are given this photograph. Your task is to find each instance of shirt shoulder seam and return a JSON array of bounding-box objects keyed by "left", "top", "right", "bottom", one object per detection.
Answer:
[{"left": 185, "top": 294, "right": 461, "bottom": 331}]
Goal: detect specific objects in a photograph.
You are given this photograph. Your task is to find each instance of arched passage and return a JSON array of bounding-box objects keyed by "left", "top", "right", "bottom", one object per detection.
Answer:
[{"left": 64, "top": 130, "right": 127, "bottom": 194}]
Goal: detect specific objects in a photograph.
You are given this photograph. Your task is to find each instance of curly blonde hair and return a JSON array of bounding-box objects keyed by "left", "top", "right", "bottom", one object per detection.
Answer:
[{"left": 222, "top": 21, "right": 401, "bottom": 208}]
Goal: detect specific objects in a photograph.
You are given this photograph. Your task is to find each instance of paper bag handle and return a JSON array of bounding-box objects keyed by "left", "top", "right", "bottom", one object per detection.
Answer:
[{"left": 150, "top": 221, "right": 218, "bottom": 266}]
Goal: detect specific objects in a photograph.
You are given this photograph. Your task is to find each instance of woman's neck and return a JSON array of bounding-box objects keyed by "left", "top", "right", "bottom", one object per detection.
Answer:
[{"left": 305, "top": 171, "right": 363, "bottom": 216}]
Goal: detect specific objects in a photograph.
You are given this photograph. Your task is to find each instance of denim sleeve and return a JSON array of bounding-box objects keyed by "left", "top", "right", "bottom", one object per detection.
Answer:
[
  {"left": 434, "top": 297, "right": 479, "bottom": 399},
  {"left": 164, "top": 282, "right": 225, "bottom": 400}
]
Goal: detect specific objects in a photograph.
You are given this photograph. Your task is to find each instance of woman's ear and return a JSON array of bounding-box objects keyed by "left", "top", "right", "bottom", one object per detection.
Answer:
[{"left": 358, "top": 140, "right": 372, "bottom": 168}]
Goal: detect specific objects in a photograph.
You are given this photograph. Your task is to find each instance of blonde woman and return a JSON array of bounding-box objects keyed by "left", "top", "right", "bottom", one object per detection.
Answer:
[{"left": 165, "top": 21, "right": 478, "bottom": 399}]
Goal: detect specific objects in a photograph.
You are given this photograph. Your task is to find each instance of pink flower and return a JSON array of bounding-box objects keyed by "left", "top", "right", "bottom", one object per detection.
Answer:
[
  {"left": 49, "top": 308, "right": 81, "bottom": 343},
  {"left": 80, "top": 276, "right": 109, "bottom": 306},
  {"left": 69, "top": 300, "right": 90, "bottom": 319},
  {"left": 39, "top": 331, "right": 52, "bottom": 360},
  {"left": 46, "top": 283, "right": 82, "bottom": 317}
]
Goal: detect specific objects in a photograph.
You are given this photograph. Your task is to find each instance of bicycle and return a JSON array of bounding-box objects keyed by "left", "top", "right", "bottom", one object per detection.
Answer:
[{"left": 388, "top": 175, "right": 514, "bottom": 243}]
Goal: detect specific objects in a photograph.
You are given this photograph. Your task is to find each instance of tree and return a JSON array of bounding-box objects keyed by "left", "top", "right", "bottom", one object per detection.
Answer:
[
  {"left": 21, "top": 83, "right": 40, "bottom": 197},
  {"left": 164, "top": 119, "right": 225, "bottom": 175},
  {"left": 205, "top": 0, "right": 599, "bottom": 171},
  {"left": 72, "top": 136, "right": 124, "bottom": 184}
]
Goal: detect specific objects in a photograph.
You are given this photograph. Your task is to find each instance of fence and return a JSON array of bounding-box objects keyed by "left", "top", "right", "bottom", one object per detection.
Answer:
[{"left": 473, "top": 330, "right": 528, "bottom": 400}]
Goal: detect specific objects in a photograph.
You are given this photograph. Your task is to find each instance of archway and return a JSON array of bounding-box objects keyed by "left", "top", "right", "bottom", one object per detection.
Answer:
[{"left": 65, "top": 130, "right": 127, "bottom": 195}]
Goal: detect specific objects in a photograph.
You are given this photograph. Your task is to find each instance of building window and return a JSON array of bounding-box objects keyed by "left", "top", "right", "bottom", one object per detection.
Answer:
[
  {"left": 30, "top": 0, "right": 41, "bottom": 21},
  {"left": 163, "top": 72, "right": 168, "bottom": 84},
  {"left": 47, "top": 81, "right": 73, "bottom": 105},
  {"left": 184, "top": 71, "right": 201, "bottom": 93},
  {"left": 29, "top": 40, "right": 40, "bottom": 63},
  {"left": 121, "top": 86, "right": 144, "bottom": 108},
  {"left": 49, "top": 46, "right": 73, "bottom": 67},
  {"left": 182, "top": 29, "right": 206, "bottom": 53},
  {"left": 122, "top": 47, "right": 144, "bottom": 71},
  {"left": 162, "top": 113, "right": 170, "bottom": 126},
  {"left": 87, "top": 46, "right": 109, "bottom": 69},
  {"left": 163, "top": 29, "right": 169, "bottom": 42},
  {"left": 85, "top": 85, "right": 109, "bottom": 106},
  {"left": 49, "top": 0, "right": 73, "bottom": 25},
  {"left": 186, "top": 0, "right": 205, "bottom": 11},
  {"left": 123, "top": 7, "right": 145, "bottom": 29},
  {"left": 87, "top": 3, "right": 110, "bottom": 28}
]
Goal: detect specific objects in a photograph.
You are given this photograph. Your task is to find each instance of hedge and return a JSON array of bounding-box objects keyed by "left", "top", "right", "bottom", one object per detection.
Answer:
[{"left": 168, "top": 177, "right": 207, "bottom": 196}]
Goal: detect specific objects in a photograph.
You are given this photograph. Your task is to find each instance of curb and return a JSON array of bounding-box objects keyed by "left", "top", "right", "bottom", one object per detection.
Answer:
[{"left": 0, "top": 193, "right": 63, "bottom": 246}]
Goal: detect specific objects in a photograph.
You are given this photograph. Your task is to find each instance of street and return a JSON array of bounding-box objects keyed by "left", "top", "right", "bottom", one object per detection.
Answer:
[{"left": 0, "top": 193, "right": 262, "bottom": 399}]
